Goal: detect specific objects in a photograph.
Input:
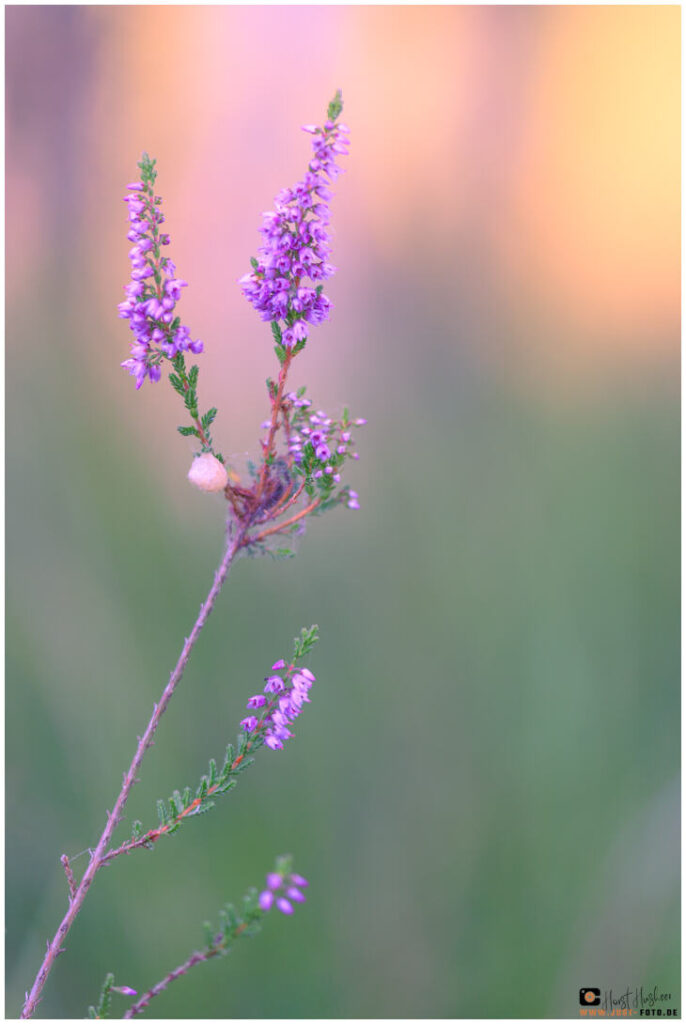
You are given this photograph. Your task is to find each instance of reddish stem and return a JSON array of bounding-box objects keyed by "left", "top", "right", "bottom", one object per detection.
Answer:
[
  {"left": 247, "top": 498, "right": 321, "bottom": 546},
  {"left": 122, "top": 924, "right": 248, "bottom": 1019},
  {"left": 256, "top": 350, "right": 292, "bottom": 501}
]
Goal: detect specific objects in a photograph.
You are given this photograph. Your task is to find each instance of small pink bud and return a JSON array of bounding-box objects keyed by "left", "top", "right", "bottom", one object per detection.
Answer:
[
  {"left": 187, "top": 453, "right": 228, "bottom": 493},
  {"left": 289, "top": 873, "right": 309, "bottom": 888},
  {"left": 286, "top": 887, "right": 306, "bottom": 903},
  {"left": 259, "top": 890, "right": 274, "bottom": 911}
]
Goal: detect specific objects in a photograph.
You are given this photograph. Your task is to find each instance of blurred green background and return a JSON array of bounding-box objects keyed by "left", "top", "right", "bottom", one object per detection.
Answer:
[{"left": 6, "top": 6, "right": 679, "bottom": 1019}]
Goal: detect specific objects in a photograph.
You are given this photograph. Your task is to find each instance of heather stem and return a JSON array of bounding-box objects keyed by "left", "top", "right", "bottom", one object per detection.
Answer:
[
  {"left": 20, "top": 524, "right": 248, "bottom": 1020},
  {"left": 122, "top": 936, "right": 242, "bottom": 1019},
  {"left": 256, "top": 350, "right": 293, "bottom": 501},
  {"left": 248, "top": 497, "right": 321, "bottom": 546}
]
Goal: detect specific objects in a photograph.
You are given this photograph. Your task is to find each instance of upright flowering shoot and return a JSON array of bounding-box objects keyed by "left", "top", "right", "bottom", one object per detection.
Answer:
[
  {"left": 119, "top": 153, "right": 223, "bottom": 464},
  {"left": 239, "top": 88, "right": 349, "bottom": 355},
  {"left": 229, "top": 89, "right": 365, "bottom": 553},
  {"left": 119, "top": 154, "right": 203, "bottom": 384}
]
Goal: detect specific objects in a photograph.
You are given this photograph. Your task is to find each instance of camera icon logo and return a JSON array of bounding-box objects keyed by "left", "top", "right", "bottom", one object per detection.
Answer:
[{"left": 579, "top": 988, "right": 601, "bottom": 1006}]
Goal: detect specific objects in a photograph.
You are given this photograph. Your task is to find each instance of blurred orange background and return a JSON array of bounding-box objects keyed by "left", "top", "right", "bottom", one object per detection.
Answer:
[{"left": 8, "top": 6, "right": 679, "bottom": 396}]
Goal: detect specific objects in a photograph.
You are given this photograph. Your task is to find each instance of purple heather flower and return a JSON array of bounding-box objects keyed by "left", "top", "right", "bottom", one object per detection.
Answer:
[
  {"left": 286, "top": 887, "right": 306, "bottom": 903},
  {"left": 240, "top": 107, "right": 349, "bottom": 347},
  {"left": 258, "top": 890, "right": 274, "bottom": 911},
  {"left": 248, "top": 651, "right": 317, "bottom": 752},
  {"left": 271, "top": 659, "right": 286, "bottom": 670},
  {"left": 258, "top": 866, "right": 309, "bottom": 916},
  {"left": 285, "top": 399, "right": 366, "bottom": 495},
  {"left": 264, "top": 675, "right": 285, "bottom": 694},
  {"left": 119, "top": 158, "right": 203, "bottom": 388},
  {"left": 347, "top": 490, "right": 360, "bottom": 510},
  {"left": 292, "top": 671, "right": 313, "bottom": 690}
]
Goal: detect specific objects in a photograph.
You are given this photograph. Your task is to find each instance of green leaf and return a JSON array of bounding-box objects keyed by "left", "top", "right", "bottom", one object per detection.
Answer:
[
  {"left": 93, "top": 972, "right": 115, "bottom": 1020},
  {"left": 222, "top": 903, "right": 240, "bottom": 935},
  {"left": 250, "top": 256, "right": 259, "bottom": 271},
  {"left": 270, "top": 321, "right": 283, "bottom": 344},
  {"left": 275, "top": 853, "right": 294, "bottom": 876},
  {"left": 327, "top": 88, "right": 343, "bottom": 121},
  {"left": 294, "top": 624, "right": 319, "bottom": 660},
  {"left": 177, "top": 425, "right": 197, "bottom": 437},
  {"left": 156, "top": 800, "right": 169, "bottom": 826},
  {"left": 137, "top": 152, "right": 157, "bottom": 186},
  {"left": 202, "top": 407, "right": 218, "bottom": 429},
  {"left": 216, "top": 778, "right": 237, "bottom": 794},
  {"left": 274, "top": 345, "right": 286, "bottom": 365},
  {"left": 242, "top": 887, "right": 259, "bottom": 915},
  {"left": 221, "top": 743, "right": 235, "bottom": 777},
  {"left": 189, "top": 800, "right": 215, "bottom": 817},
  {"left": 203, "top": 921, "right": 216, "bottom": 950}
]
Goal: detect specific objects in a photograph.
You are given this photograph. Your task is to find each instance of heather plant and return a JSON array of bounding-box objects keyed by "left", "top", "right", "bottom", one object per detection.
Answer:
[{"left": 21, "top": 90, "right": 361, "bottom": 1019}]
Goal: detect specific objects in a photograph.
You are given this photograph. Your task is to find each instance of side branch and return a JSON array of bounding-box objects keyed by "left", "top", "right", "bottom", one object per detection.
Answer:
[
  {"left": 100, "top": 747, "right": 254, "bottom": 865},
  {"left": 247, "top": 498, "right": 321, "bottom": 546},
  {"left": 122, "top": 931, "right": 245, "bottom": 1019},
  {"left": 20, "top": 525, "right": 247, "bottom": 1019}
]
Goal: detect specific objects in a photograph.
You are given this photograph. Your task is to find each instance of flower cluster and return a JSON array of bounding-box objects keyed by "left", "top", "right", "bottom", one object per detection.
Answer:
[
  {"left": 240, "top": 657, "right": 315, "bottom": 750},
  {"left": 258, "top": 868, "right": 308, "bottom": 916},
  {"left": 119, "top": 154, "right": 203, "bottom": 389},
  {"left": 239, "top": 90, "right": 349, "bottom": 351},
  {"left": 282, "top": 391, "right": 366, "bottom": 509}
]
